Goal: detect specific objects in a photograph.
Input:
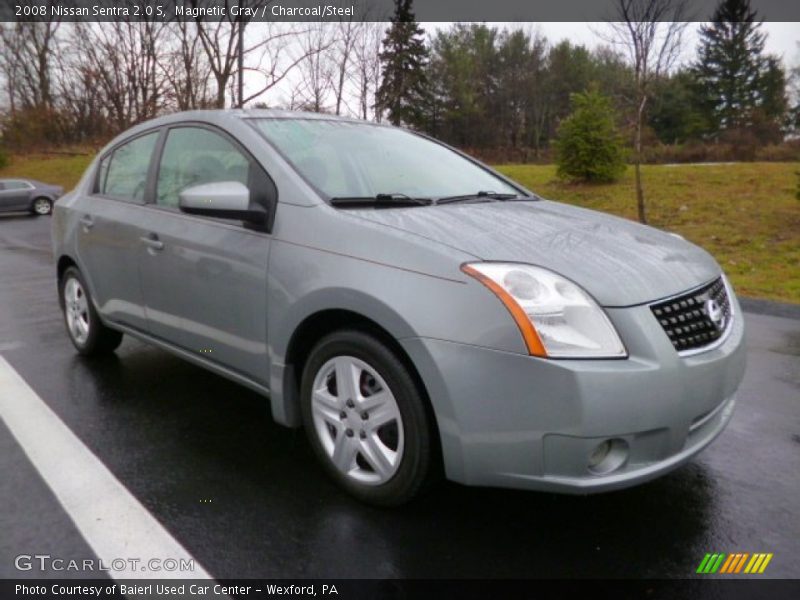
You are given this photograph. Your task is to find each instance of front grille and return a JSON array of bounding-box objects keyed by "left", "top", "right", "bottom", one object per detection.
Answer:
[{"left": 650, "top": 277, "right": 732, "bottom": 354}]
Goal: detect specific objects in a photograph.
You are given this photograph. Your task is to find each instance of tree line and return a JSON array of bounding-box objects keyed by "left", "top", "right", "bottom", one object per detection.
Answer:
[
  {"left": 1, "top": 0, "right": 798, "bottom": 164},
  {"left": 378, "top": 0, "right": 797, "bottom": 165},
  {"left": 0, "top": 14, "right": 385, "bottom": 148}
]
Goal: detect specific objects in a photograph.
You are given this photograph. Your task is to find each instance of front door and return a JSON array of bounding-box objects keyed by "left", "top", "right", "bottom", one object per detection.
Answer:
[{"left": 138, "top": 126, "right": 272, "bottom": 384}]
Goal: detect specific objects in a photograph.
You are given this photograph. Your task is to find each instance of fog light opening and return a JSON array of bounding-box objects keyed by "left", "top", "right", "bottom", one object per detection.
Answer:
[{"left": 587, "top": 438, "right": 629, "bottom": 475}]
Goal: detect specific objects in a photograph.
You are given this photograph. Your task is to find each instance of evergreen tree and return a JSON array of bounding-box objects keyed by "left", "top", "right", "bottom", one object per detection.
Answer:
[
  {"left": 694, "top": 0, "right": 786, "bottom": 135},
  {"left": 757, "top": 56, "right": 789, "bottom": 137},
  {"left": 427, "top": 24, "right": 499, "bottom": 146},
  {"left": 555, "top": 88, "right": 626, "bottom": 183},
  {"left": 375, "top": 0, "right": 429, "bottom": 127},
  {"left": 648, "top": 71, "right": 709, "bottom": 144}
]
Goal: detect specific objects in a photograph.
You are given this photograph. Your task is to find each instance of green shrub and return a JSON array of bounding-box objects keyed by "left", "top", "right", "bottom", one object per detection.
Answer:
[
  {"left": 0, "top": 145, "right": 8, "bottom": 169},
  {"left": 555, "top": 89, "right": 626, "bottom": 183}
]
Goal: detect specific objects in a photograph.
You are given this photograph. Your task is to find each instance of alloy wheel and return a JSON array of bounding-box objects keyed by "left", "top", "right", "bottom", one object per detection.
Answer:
[
  {"left": 64, "top": 277, "right": 90, "bottom": 345},
  {"left": 310, "top": 355, "right": 404, "bottom": 485},
  {"left": 33, "top": 198, "right": 51, "bottom": 215}
]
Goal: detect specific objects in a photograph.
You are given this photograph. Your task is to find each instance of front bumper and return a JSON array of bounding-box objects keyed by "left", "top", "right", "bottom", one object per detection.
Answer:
[{"left": 400, "top": 295, "right": 746, "bottom": 493}]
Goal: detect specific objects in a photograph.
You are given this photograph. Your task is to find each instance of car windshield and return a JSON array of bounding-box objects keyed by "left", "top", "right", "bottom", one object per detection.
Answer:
[{"left": 250, "top": 118, "right": 521, "bottom": 201}]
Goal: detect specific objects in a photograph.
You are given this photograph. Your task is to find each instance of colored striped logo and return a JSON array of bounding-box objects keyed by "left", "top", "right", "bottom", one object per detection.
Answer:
[{"left": 696, "top": 553, "right": 773, "bottom": 574}]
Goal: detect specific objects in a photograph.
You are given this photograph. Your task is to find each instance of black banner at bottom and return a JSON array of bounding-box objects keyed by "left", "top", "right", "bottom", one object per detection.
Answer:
[{"left": 3, "top": 579, "right": 800, "bottom": 600}]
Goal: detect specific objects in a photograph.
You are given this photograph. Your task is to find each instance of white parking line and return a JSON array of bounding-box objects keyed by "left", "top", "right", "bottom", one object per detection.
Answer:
[{"left": 0, "top": 355, "right": 212, "bottom": 580}]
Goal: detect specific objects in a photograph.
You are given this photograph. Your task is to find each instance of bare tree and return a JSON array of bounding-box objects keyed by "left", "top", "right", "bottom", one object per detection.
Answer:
[
  {"left": 240, "top": 23, "right": 321, "bottom": 107},
  {"left": 281, "top": 85, "right": 307, "bottom": 111},
  {"left": 603, "top": 0, "right": 689, "bottom": 223},
  {"left": 71, "top": 20, "right": 169, "bottom": 131},
  {"left": 160, "top": 21, "right": 214, "bottom": 111},
  {"left": 190, "top": 0, "right": 315, "bottom": 109},
  {"left": 330, "top": 20, "right": 362, "bottom": 116},
  {"left": 52, "top": 26, "right": 107, "bottom": 142},
  {"left": 0, "top": 20, "right": 61, "bottom": 113},
  {"left": 189, "top": 0, "right": 278, "bottom": 108},
  {"left": 353, "top": 21, "right": 384, "bottom": 121},
  {"left": 190, "top": 3, "right": 245, "bottom": 108},
  {"left": 294, "top": 22, "right": 336, "bottom": 113}
]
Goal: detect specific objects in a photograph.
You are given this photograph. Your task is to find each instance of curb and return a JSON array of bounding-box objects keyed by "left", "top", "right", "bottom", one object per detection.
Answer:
[{"left": 740, "top": 298, "right": 800, "bottom": 320}]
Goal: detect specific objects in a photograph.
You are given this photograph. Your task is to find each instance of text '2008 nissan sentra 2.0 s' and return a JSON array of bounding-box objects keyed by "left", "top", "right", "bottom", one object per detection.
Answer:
[{"left": 51, "top": 110, "right": 745, "bottom": 505}]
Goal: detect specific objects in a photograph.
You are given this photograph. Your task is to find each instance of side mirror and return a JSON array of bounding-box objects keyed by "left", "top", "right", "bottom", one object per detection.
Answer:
[{"left": 178, "top": 181, "right": 265, "bottom": 225}]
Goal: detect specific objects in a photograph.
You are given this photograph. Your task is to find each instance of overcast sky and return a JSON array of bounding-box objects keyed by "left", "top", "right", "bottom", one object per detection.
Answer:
[{"left": 464, "top": 22, "right": 800, "bottom": 65}]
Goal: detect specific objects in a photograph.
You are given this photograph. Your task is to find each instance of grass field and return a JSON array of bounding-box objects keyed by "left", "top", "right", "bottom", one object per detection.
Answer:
[
  {"left": 1, "top": 152, "right": 93, "bottom": 190},
  {"left": 2, "top": 154, "right": 798, "bottom": 303}
]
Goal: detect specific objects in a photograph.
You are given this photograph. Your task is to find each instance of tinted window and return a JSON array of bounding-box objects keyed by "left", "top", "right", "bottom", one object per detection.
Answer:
[
  {"left": 102, "top": 132, "right": 158, "bottom": 202},
  {"left": 156, "top": 127, "right": 250, "bottom": 208},
  {"left": 251, "top": 119, "right": 520, "bottom": 200},
  {"left": 3, "top": 180, "right": 32, "bottom": 190}
]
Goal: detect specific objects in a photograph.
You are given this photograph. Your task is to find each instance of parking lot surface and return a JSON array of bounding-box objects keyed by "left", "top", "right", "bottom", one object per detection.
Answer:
[{"left": 1, "top": 214, "right": 798, "bottom": 580}]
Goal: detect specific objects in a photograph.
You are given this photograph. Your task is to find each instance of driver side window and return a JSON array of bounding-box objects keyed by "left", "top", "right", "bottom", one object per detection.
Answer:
[{"left": 156, "top": 127, "right": 250, "bottom": 208}]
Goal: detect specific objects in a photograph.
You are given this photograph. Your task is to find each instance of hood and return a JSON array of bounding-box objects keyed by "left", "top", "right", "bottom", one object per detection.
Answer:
[{"left": 349, "top": 200, "right": 720, "bottom": 307}]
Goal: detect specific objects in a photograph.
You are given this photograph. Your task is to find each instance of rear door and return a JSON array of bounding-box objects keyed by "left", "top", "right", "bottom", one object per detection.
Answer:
[
  {"left": 137, "top": 125, "right": 273, "bottom": 384},
  {"left": 73, "top": 130, "right": 160, "bottom": 332},
  {"left": 0, "top": 180, "right": 33, "bottom": 211}
]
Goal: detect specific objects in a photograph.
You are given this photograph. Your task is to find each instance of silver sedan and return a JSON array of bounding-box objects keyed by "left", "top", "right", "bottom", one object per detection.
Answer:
[
  {"left": 0, "top": 178, "right": 63, "bottom": 215},
  {"left": 51, "top": 110, "right": 745, "bottom": 505}
]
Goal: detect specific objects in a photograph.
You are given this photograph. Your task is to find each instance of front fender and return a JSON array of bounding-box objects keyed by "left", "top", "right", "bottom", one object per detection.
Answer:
[
  {"left": 263, "top": 208, "right": 531, "bottom": 426},
  {"left": 267, "top": 284, "right": 424, "bottom": 427}
]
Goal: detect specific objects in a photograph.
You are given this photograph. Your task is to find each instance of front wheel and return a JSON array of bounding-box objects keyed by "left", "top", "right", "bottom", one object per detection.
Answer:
[
  {"left": 300, "top": 330, "right": 435, "bottom": 506},
  {"left": 60, "top": 267, "right": 123, "bottom": 355},
  {"left": 31, "top": 197, "right": 53, "bottom": 216}
]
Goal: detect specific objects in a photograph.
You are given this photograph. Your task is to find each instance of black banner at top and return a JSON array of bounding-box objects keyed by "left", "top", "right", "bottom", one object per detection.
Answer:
[{"left": 2, "top": 0, "right": 800, "bottom": 22}]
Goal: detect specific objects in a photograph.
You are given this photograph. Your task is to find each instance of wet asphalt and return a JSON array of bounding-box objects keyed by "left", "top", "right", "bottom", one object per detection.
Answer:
[{"left": 0, "top": 213, "right": 798, "bottom": 581}]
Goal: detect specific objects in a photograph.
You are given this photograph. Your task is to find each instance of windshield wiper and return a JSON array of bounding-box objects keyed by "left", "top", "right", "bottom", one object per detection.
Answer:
[
  {"left": 330, "top": 193, "right": 433, "bottom": 208},
  {"left": 436, "top": 191, "right": 521, "bottom": 205}
]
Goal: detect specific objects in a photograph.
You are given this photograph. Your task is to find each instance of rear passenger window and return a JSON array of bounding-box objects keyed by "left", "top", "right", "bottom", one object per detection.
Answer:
[
  {"left": 156, "top": 127, "right": 250, "bottom": 208},
  {"left": 100, "top": 132, "right": 158, "bottom": 202}
]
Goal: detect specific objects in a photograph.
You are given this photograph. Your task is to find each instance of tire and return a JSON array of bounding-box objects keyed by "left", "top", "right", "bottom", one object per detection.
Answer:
[
  {"left": 60, "top": 267, "right": 123, "bottom": 356},
  {"left": 300, "top": 329, "right": 435, "bottom": 506},
  {"left": 31, "top": 197, "right": 53, "bottom": 216}
]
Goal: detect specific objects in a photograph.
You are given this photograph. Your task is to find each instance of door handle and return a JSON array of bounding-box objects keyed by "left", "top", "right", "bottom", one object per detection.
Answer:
[
  {"left": 79, "top": 215, "right": 94, "bottom": 230},
  {"left": 140, "top": 233, "right": 164, "bottom": 251}
]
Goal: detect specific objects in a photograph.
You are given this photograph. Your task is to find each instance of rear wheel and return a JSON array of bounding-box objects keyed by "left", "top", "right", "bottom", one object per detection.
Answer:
[
  {"left": 31, "top": 197, "right": 52, "bottom": 216},
  {"left": 300, "top": 330, "right": 435, "bottom": 506},
  {"left": 60, "top": 267, "right": 123, "bottom": 355}
]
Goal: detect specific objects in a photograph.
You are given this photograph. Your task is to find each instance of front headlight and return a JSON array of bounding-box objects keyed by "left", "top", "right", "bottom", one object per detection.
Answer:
[{"left": 462, "top": 263, "right": 627, "bottom": 358}]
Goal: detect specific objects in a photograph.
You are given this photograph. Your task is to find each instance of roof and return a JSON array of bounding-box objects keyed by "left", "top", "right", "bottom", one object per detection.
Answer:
[
  {"left": 234, "top": 108, "right": 367, "bottom": 123},
  {"left": 100, "top": 108, "right": 383, "bottom": 151},
  {"left": 147, "top": 108, "right": 368, "bottom": 125}
]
